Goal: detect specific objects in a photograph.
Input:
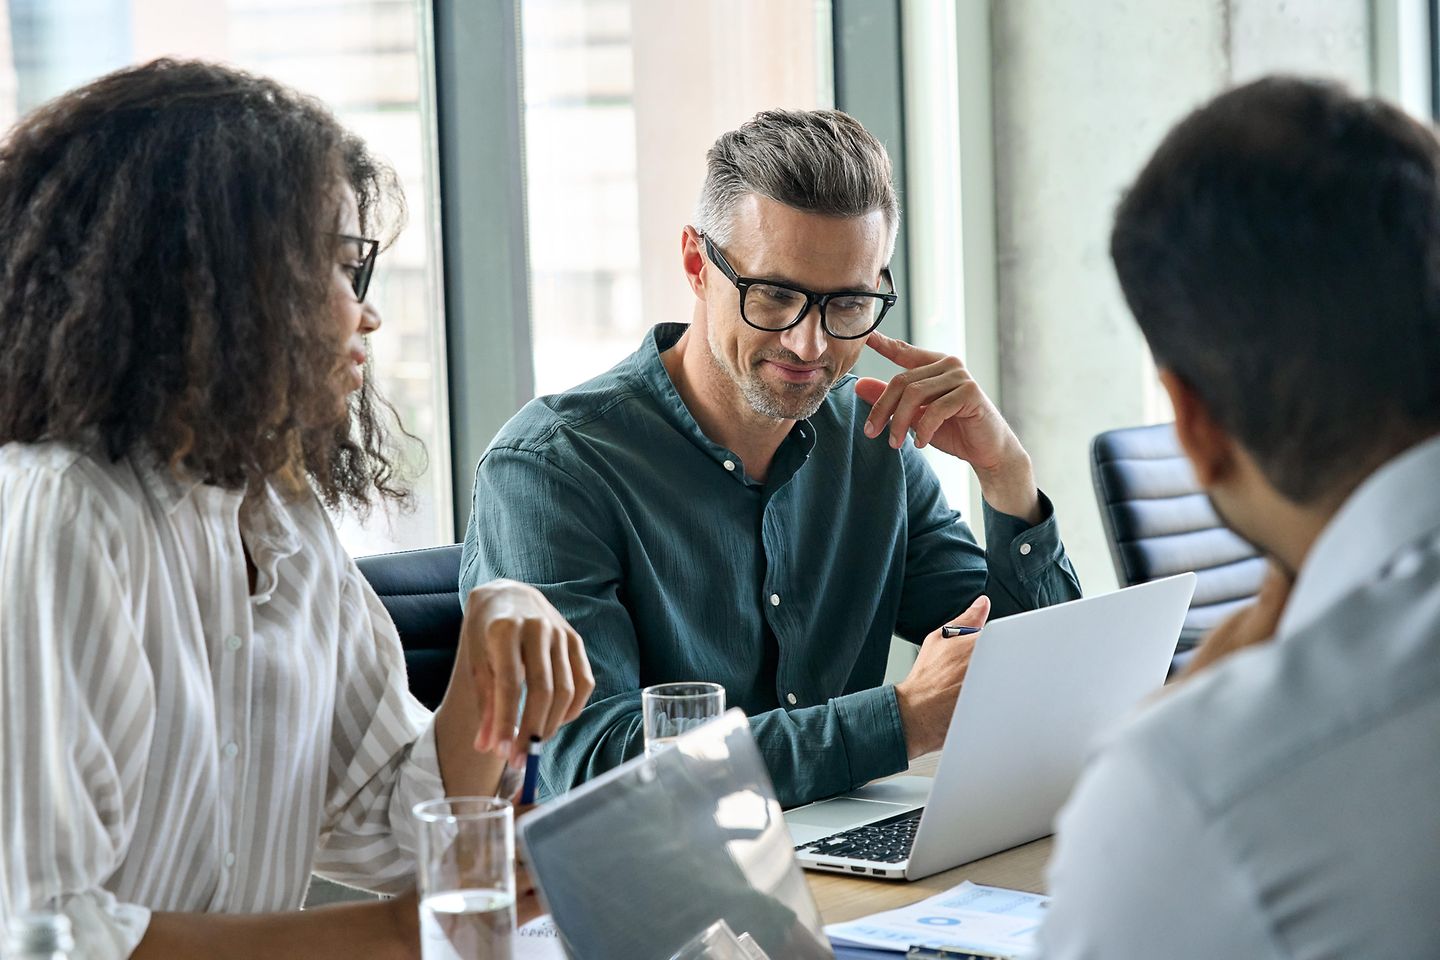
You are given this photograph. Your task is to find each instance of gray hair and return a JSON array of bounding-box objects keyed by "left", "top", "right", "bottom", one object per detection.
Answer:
[{"left": 694, "top": 109, "right": 900, "bottom": 261}]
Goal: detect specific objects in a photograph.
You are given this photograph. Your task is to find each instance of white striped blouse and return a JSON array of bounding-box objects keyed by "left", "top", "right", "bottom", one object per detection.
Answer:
[{"left": 0, "top": 441, "right": 445, "bottom": 958}]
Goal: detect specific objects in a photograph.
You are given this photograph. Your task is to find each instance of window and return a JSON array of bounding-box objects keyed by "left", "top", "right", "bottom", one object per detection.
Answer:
[
  {"left": 0, "top": 0, "right": 452, "bottom": 555},
  {"left": 519, "top": 0, "right": 835, "bottom": 396}
]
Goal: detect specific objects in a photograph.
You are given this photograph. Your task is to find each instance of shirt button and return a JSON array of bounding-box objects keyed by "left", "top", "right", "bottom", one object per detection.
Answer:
[
  {"left": 223, "top": 741, "right": 239, "bottom": 759},
  {"left": 769, "top": 594, "right": 781, "bottom": 607},
  {"left": 1019, "top": 542, "right": 1033, "bottom": 556},
  {"left": 723, "top": 459, "right": 736, "bottom": 472},
  {"left": 225, "top": 635, "right": 242, "bottom": 652},
  {"left": 224, "top": 851, "right": 236, "bottom": 868},
  {"left": 786, "top": 693, "right": 798, "bottom": 705}
]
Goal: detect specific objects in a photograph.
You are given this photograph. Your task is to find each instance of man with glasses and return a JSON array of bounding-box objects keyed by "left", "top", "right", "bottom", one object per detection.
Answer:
[{"left": 461, "top": 109, "right": 1080, "bottom": 807}]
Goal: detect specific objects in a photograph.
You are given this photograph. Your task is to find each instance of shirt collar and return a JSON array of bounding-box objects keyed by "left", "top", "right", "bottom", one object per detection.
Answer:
[
  {"left": 1279, "top": 433, "right": 1440, "bottom": 637},
  {"left": 635, "top": 323, "right": 817, "bottom": 487},
  {"left": 132, "top": 446, "right": 205, "bottom": 515},
  {"left": 131, "top": 448, "right": 303, "bottom": 597}
]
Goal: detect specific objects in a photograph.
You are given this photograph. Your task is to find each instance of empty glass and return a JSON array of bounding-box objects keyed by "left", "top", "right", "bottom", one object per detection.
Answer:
[
  {"left": 642, "top": 682, "right": 726, "bottom": 757},
  {"left": 669, "top": 919, "right": 772, "bottom": 960},
  {"left": 413, "top": 796, "right": 515, "bottom": 960}
]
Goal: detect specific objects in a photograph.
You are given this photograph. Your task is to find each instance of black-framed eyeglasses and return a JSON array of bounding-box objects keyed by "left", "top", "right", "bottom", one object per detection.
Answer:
[
  {"left": 701, "top": 233, "right": 897, "bottom": 340},
  {"left": 337, "top": 233, "right": 379, "bottom": 303}
]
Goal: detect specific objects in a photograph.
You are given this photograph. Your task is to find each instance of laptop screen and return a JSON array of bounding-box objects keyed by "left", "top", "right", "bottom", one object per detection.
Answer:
[{"left": 519, "top": 710, "right": 833, "bottom": 959}]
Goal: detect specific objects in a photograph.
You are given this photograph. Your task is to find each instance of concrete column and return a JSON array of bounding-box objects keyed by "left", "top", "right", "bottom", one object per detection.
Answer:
[{"left": 989, "top": 0, "right": 1372, "bottom": 591}]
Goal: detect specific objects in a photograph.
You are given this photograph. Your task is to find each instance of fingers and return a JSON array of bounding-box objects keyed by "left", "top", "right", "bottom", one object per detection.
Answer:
[
  {"left": 460, "top": 597, "right": 504, "bottom": 752},
  {"left": 952, "top": 594, "right": 992, "bottom": 629},
  {"left": 865, "top": 330, "right": 946, "bottom": 368},
  {"left": 853, "top": 376, "right": 887, "bottom": 406},
  {"left": 1179, "top": 565, "right": 1289, "bottom": 681},
  {"left": 513, "top": 620, "right": 554, "bottom": 763},
  {"left": 541, "top": 634, "right": 575, "bottom": 740},
  {"left": 472, "top": 656, "right": 497, "bottom": 753},
  {"left": 1253, "top": 562, "right": 1293, "bottom": 618},
  {"left": 928, "top": 595, "right": 992, "bottom": 643},
  {"left": 567, "top": 632, "right": 596, "bottom": 724},
  {"left": 486, "top": 618, "right": 526, "bottom": 761},
  {"left": 861, "top": 355, "right": 973, "bottom": 449},
  {"left": 462, "top": 582, "right": 596, "bottom": 762},
  {"left": 879, "top": 369, "right": 957, "bottom": 449},
  {"left": 912, "top": 386, "right": 981, "bottom": 449}
]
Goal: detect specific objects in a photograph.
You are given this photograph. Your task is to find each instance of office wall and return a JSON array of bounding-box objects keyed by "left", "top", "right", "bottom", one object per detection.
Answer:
[{"left": 989, "top": 0, "right": 1372, "bottom": 592}]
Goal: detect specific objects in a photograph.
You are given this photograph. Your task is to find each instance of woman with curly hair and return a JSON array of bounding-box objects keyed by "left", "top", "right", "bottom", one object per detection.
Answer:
[{"left": 0, "top": 59, "right": 592, "bottom": 958}]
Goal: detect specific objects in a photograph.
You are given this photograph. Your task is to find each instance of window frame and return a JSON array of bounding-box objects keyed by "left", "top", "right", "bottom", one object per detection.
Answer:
[{"left": 431, "top": 0, "right": 914, "bottom": 533}]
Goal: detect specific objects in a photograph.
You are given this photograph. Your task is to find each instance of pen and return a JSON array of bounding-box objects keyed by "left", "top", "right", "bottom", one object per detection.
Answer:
[
  {"left": 519, "top": 735, "right": 542, "bottom": 805},
  {"left": 941, "top": 624, "right": 981, "bottom": 638}
]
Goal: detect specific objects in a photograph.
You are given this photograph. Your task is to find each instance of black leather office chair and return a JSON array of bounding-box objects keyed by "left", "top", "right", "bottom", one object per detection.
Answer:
[
  {"left": 1091, "top": 423, "right": 1265, "bottom": 659},
  {"left": 355, "top": 544, "right": 464, "bottom": 711}
]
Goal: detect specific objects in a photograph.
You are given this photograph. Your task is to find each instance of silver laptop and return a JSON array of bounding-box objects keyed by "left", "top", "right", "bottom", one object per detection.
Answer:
[
  {"left": 786, "top": 573, "right": 1197, "bottom": 881},
  {"left": 520, "top": 709, "right": 833, "bottom": 959}
]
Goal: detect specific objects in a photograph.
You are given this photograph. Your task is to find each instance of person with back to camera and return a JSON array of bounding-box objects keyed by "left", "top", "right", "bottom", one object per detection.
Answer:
[{"left": 1037, "top": 76, "right": 1440, "bottom": 959}]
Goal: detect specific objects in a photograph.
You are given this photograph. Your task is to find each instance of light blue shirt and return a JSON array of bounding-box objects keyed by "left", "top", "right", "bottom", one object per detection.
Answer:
[{"left": 1038, "top": 434, "right": 1440, "bottom": 959}]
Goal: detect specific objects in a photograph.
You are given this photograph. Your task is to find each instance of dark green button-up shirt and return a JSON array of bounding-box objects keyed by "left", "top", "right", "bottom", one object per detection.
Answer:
[{"left": 461, "top": 324, "right": 1080, "bottom": 807}]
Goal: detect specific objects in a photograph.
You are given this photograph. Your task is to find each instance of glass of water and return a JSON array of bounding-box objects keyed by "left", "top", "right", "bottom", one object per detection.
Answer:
[
  {"left": 641, "top": 682, "right": 726, "bottom": 757},
  {"left": 413, "top": 796, "right": 515, "bottom": 960}
]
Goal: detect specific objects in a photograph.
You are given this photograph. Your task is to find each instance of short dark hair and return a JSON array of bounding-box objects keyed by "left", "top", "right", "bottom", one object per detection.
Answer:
[
  {"left": 0, "top": 58, "right": 412, "bottom": 510},
  {"left": 1111, "top": 76, "right": 1440, "bottom": 504}
]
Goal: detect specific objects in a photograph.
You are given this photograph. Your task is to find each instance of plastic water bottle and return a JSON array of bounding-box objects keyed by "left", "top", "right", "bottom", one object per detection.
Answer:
[{"left": 3, "top": 912, "right": 74, "bottom": 960}]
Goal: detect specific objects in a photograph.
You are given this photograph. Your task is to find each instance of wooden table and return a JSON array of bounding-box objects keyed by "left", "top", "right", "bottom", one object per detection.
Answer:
[{"left": 805, "top": 756, "right": 1053, "bottom": 924}]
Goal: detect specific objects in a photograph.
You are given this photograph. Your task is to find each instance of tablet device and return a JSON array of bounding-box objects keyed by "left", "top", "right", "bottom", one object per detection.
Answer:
[{"left": 519, "top": 709, "right": 833, "bottom": 959}]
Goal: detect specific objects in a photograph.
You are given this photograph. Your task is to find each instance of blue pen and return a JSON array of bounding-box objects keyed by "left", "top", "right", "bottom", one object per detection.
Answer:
[
  {"left": 519, "top": 735, "right": 542, "bottom": 805},
  {"left": 941, "top": 624, "right": 981, "bottom": 638}
]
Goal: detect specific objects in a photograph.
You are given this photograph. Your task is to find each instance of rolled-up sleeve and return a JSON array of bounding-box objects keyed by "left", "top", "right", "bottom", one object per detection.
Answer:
[
  {"left": 312, "top": 569, "right": 444, "bottom": 892},
  {"left": 0, "top": 468, "right": 156, "bottom": 959}
]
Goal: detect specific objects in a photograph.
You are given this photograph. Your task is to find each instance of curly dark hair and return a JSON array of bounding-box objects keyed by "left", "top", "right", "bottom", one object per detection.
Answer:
[{"left": 0, "top": 58, "right": 415, "bottom": 510}]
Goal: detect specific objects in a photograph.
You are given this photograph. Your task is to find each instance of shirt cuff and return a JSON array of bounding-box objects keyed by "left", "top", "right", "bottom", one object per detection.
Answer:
[
  {"left": 57, "top": 892, "right": 151, "bottom": 960},
  {"left": 831, "top": 684, "right": 909, "bottom": 787},
  {"left": 388, "top": 712, "right": 446, "bottom": 859},
  {"left": 982, "top": 488, "right": 1064, "bottom": 584}
]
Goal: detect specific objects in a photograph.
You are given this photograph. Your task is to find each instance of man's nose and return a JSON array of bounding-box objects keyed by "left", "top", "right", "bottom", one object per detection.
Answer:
[{"left": 778, "top": 304, "right": 827, "bottom": 361}]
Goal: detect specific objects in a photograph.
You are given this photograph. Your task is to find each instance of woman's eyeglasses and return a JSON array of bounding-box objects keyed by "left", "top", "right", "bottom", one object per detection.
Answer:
[{"left": 337, "top": 234, "right": 379, "bottom": 303}]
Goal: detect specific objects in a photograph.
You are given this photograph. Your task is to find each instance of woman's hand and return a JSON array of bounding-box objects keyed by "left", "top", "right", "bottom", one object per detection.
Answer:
[{"left": 460, "top": 580, "right": 596, "bottom": 768}]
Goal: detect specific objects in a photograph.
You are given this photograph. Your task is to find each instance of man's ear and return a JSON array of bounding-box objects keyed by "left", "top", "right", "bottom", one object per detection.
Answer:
[
  {"left": 1159, "top": 367, "right": 1237, "bottom": 488},
  {"left": 681, "top": 226, "right": 706, "bottom": 298}
]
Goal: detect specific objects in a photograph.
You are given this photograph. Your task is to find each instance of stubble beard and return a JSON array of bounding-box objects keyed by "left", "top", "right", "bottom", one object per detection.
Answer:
[{"left": 705, "top": 324, "right": 834, "bottom": 422}]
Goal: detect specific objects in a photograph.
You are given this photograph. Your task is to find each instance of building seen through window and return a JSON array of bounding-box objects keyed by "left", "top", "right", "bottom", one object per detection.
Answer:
[
  {"left": 520, "top": 0, "right": 834, "bottom": 397},
  {"left": 0, "top": 0, "right": 450, "bottom": 555}
]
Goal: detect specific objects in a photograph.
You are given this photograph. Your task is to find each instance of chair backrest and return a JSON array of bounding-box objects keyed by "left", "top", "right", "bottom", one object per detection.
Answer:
[
  {"left": 1090, "top": 423, "right": 1265, "bottom": 650},
  {"left": 355, "top": 544, "right": 463, "bottom": 711}
]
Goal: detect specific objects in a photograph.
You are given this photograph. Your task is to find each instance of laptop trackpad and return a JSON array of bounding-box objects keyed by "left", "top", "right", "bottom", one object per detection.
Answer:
[{"left": 787, "top": 797, "right": 910, "bottom": 831}]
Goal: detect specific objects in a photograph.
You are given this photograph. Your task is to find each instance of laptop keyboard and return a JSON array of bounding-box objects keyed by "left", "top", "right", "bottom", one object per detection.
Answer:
[{"left": 795, "top": 808, "right": 923, "bottom": 864}]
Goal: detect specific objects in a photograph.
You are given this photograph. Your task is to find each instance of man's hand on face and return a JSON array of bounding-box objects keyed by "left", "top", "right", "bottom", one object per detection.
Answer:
[
  {"left": 1179, "top": 562, "right": 1293, "bottom": 680},
  {"left": 855, "top": 331, "right": 1041, "bottom": 523},
  {"left": 894, "top": 595, "right": 991, "bottom": 760}
]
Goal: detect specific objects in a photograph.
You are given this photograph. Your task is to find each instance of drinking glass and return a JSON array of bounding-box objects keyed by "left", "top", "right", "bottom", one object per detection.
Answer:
[
  {"left": 413, "top": 796, "right": 515, "bottom": 960},
  {"left": 641, "top": 682, "right": 726, "bottom": 757}
]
